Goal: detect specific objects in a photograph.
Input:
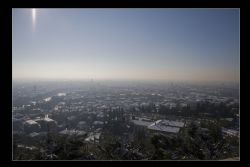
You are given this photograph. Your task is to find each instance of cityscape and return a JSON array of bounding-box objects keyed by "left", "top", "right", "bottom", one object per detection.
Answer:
[{"left": 12, "top": 9, "right": 240, "bottom": 160}]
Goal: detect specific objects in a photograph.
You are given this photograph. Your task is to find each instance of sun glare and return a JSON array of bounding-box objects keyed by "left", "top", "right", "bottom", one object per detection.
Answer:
[{"left": 32, "top": 9, "right": 36, "bottom": 27}]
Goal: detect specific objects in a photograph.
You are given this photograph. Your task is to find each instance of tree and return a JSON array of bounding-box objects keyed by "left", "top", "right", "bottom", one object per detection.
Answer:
[{"left": 188, "top": 122, "right": 199, "bottom": 138}]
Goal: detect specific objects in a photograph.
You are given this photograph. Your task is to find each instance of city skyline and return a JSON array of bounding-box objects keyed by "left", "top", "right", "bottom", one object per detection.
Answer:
[{"left": 12, "top": 8, "right": 240, "bottom": 82}]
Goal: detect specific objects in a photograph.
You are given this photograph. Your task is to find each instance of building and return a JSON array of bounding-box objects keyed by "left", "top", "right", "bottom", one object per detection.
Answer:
[
  {"left": 34, "top": 114, "right": 57, "bottom": 132},
  {"left": 131, "top": 120, "right": 153, "bottom": 127},
  {"left": 130, "top": 117, "right": 185, "bottom": 135},
  {"left": 59, "top": 128, "right": 86, "bottom": 136},
  {"left": 222, "top": 127, "right": 239, "bottom": 137},
  {"left": 85, "top": 132, "right": 102, "bottom": 144},
  {"left": 130, "top": 118, "right": 153, "bottom": 127},
  {"left": 147, "top": 120, "right": 185, "bottom": 134},
  {"left": 23, "top": 120, "right": 40, "bottom": 134}
]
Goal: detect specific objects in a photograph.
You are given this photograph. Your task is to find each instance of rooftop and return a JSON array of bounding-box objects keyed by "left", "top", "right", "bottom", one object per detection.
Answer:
[
  {"left": 148, "top": 124, "right": 180, "bottom": 133},
  {"left": 25, "top": 120, "right": 38, "bottom": 125},
  {"left": 44, "top": 117, "right": 55, "bottom": 122},
  {"left": 59, "top": 129, "right": 86, "bottom": 136},
  {"left": 147, "top": 119, "right": 185, "bottom": 133},
  {"left": 131, "top": 120, "right": 153, "bottom": 127},
  {"left": 160, "top": 120, "right": 185, "bottom": 128}
]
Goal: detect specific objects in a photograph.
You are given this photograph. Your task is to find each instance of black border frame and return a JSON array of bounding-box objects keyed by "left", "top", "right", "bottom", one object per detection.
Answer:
[{"left": 1, "top": 0, "right": 242, "bottom": 166}]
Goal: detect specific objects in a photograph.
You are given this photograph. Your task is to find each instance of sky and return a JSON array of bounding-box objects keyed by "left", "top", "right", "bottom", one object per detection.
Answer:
[{"left": 12, "top": 8, "right": 240, "bottom": 82}]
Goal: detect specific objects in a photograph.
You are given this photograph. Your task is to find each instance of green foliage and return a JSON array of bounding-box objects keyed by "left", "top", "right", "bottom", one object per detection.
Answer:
[
  {"left": 13, "top": 120, "right": 239, "bottom": 160},
  {"left": 149, "top": 121, "right": 239, "bottom": 160}
]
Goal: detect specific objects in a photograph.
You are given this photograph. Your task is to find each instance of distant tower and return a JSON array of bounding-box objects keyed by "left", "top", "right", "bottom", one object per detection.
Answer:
[
  {"left": 33, "top": 85, "right": 36, "bottom": 94},
  {"left": 33, "top": 85, "right": 37, "bottom": 96}
]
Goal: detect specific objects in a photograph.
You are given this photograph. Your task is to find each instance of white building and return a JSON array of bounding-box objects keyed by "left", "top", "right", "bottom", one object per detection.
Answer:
[
  {"left": 23, "top": 120, "right": 41, "bottom": 133},
  {"left": 59, "top": 129, "right": 86, "bottom": 136},
  {"left": 147, "top": 120, "right": 185, "bottom": 134},
  {"left": 222, "top": 128, "right": 239, "bottom": 137},
  {"left": 85, "top": 132, "right": 102, "bottom": 143}
]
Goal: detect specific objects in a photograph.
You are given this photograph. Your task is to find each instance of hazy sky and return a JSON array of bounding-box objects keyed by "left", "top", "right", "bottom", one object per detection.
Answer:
[{"left": 12, "top": 8, "right": 240, "bottom": 82}]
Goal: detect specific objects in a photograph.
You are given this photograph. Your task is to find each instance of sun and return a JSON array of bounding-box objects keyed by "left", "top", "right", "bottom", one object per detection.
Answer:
[{"left": 32, "top": 8, "right": 36, "bottom": 27}]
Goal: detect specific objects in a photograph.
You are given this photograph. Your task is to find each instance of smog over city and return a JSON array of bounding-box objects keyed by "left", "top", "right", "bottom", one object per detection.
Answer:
[{"left": 12, "top": 8, "right": 240, "bottom": 160}]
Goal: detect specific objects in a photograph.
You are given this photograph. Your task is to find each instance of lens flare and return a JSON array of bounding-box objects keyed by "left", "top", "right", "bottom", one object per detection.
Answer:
[{"left": 32, "top": 9, "right": 36, "bottom": 27}]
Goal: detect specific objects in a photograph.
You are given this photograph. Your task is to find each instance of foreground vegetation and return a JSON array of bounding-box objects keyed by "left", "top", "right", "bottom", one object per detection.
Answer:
[{"left": 13, "top": 120, "right": 239, "bottom": 160}]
